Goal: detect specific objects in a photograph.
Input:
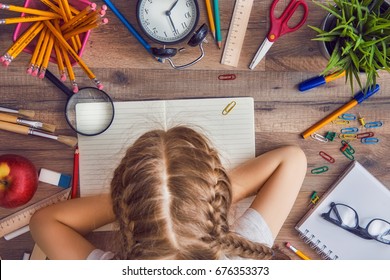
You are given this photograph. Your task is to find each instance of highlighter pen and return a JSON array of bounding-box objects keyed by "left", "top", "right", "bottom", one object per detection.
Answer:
[
  {"left": 299, "top": 71, "right": 346, "bottom": 92},
  {"left": 301, "top": 84, "right": 380, "bottom": 139},
  {"left": 285, "top": 242, "right": 311, "bottom": 260}
]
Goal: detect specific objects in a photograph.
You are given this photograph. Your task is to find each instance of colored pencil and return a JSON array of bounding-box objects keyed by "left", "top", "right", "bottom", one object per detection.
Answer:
[
  {"left": 71, "top": 147, "right": 79, "bottom": 199},
  {"left": 0, "top": 3, "right": 61, "bottom": 18},
  {"left": 213, "top": 0, "right": 222, "bottom": 48},
  {"left": 0, "top": 16, "right": 56, "bottom": 24},
  {"left": 205, "top": 0, "right": 216, "bottom": 40}
]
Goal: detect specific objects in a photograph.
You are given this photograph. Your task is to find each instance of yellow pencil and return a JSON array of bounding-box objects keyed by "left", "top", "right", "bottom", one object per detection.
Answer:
[
  {"left": 60, "top": 43, "right": 78, "bottom": 93},
  {"left": 54, "top": 38, "right": 66, "bottom": 81},
  {"left": 27, "top": 26, "right": 47, "bottom": 75},
  {"left": 32, "top": 27, "right": 50, "bottom": 76},
  {"left": 60, "top": 3, "right": 97, "bottom": 32},
  {"left": 40, "top": 0, "right": 64, "bottom": 18},
  {"left": 0, "top": 16, "right": 57, "bottom": 25},
  {"left": 205, "top": 0, "right": 216, "bottom": 40},
  {"left": 51, "top": 0, "right": 80, "bottom": 15},
  {"left": 39, "top": 32, "right": 55, "bottom": 79},
  {"left": 0, "top": 3, "right": 61, "bottom": 18},
  {"left": 1, "top": 22, "right": 45, "bottom": 66},
  {"left": 44, "top": 20, "right": 103, "bottom": 89},
  {"left": 63, "top": 18, "right": 108, "bottom": 40},
  {"left": 285, "top": 242, "right": 311, "bottom": 260},
  {"left": 56, "top": 0, "right": 79, "bottom": 52}
]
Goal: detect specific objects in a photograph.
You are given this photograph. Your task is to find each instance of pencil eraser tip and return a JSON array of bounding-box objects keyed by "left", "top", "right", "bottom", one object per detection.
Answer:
[
  {"left": 32, "top": 69, "right": 39, "bottom": 77},
  {"left": 102, "top": 18, "right": 109, "bottom": 24},
  {"left": 60, "top": 74, "right": 67, "bottom": 82},
  {"left": 0, "top": 4, "right": 3, "bottom": 9},
  {"left": 26, "top": 68, "right": 32, "bottom": 75},
  {"left": 3, "top": 60, "right": 10, "bottom": 67},
  {"left": 101, "top": 4, "right": 108, "bottom": 10},
  {"left": 38, "top": 72, "right": 45, "bottom": 79},
  {"left": 99, "top": 10, "right": 106, "bottom": 16},
  {"left": 285, "top": 242, "right": 291, "bottom": 247},
  {"left": 72, "top": 85, "right": 79, "bottom": 93},
  {"left": 0, "top": 56, "right": 4, "bottom": 63},
  {"left": 91, "top": 3, "right": 97, "bottom": 9},
  {"left": 97, "top": 84, "right": 104, "bottom": 90}
]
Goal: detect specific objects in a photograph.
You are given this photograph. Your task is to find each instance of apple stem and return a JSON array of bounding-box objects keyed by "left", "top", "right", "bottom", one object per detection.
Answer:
[{"left": 0, "top": 180, "right": 8, "bottom": 187}]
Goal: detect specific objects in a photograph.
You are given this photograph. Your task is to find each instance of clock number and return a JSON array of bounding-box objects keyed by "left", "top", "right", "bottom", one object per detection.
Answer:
[
  {"left": 181, "top": 22, "right": 188, "bottom": 29},
  {"left": 152, "top": 27, "right": 158, "bottom": 34},
  {"left": 186, "top": 0, "right": 192, "bottom": 7},
  {"left": 144, "top": 8, "right": 149, "bottom": 15},
  {"left": 147, "top": 0, "right": 152, "bottom": 3},
  {"left": 184, "top": 12, "right": 191, "bottom": 18}
]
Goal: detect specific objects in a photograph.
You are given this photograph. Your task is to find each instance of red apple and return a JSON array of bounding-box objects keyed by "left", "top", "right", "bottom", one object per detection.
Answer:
[{"left": 0, "top": 154, "right": 38, "bottom": 208}]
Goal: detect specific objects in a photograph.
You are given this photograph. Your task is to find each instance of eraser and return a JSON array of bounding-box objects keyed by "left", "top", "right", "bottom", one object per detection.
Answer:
[{"left": 39, "top": 168, "right": 72, "bottom": 188}]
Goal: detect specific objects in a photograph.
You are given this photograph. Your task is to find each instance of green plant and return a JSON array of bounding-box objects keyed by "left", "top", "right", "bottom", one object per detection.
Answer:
[{"left": 310, "top": 0, "right": 390, "bottom": 93}]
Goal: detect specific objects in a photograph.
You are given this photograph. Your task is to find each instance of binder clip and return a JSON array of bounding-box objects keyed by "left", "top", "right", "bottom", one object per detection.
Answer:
[
  {"left": 325, "top": 131, "right": 336, "bottom": 141},
  {"left": 308, "top": 191, "right": 320, "bottom": 207}
]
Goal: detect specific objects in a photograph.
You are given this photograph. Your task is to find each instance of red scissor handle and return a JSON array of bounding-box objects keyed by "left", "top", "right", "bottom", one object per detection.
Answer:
[{"left": 268, "top": 0, "right": 309, "bottom": 42}]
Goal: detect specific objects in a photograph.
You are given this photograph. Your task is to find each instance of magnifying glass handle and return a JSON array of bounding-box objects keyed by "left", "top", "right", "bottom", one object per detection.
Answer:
[{"left": 46, "top": 70, "right": 73, "bottom": 97}]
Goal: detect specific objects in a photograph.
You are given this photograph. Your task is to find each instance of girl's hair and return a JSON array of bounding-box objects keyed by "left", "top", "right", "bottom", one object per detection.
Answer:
[{"left": 111, "top": 126, "right": 284, "bottom": 260}]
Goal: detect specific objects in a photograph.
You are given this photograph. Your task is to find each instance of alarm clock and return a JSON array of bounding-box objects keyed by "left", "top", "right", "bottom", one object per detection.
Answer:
[{"left": 136, "top": 0, "right": 200, "bottom": 45}]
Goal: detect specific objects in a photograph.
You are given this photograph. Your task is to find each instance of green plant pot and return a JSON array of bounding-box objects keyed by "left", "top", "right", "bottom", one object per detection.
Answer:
[{"left": 318, "top": 0, "right": 390, "bottom": 59}]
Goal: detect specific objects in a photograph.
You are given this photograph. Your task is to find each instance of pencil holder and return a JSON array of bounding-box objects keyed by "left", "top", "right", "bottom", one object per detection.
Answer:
[{"left": 13, "top": 0, "right": 91, "bottom": 65}]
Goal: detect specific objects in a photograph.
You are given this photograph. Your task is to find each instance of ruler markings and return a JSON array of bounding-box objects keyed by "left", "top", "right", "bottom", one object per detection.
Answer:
[
  {"left": 221, "top": 0, "right": 254, "bottom": 67},
  {"left": 0, "top": 189, "right": 70, "bottom": 238}
]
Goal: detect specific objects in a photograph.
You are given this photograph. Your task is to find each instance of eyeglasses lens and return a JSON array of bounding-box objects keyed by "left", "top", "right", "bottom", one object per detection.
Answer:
[
  {"left": 367, "top": 219, "right": 390, "bottom": 244},
  {"left": 330, "top": 204, "right": 357, "bottom": 228}
]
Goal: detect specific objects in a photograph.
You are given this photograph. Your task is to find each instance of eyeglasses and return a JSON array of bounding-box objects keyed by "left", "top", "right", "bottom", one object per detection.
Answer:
[{"left": 321, "top": 202, "right": 390, "bottom": 245}]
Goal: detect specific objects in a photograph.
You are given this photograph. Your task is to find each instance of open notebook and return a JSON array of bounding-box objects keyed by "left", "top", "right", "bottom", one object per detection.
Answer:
[
  {"left": 296, "top": 161, "right": 390, "bottom": 260},
  {"left": 76, "top": 97, "right": 255, "bottom": 216}
]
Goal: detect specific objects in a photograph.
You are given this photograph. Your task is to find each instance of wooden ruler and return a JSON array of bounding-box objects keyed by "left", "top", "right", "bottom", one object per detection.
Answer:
[
  {"left": 0, "top": 189, "right": 70, "bottom": 238},
  {"left": 221, "top": 0, "right": 254, "bottom": 67}
]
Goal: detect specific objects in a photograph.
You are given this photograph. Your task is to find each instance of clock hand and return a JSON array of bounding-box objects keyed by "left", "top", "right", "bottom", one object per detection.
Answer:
[
  {"left": 167, "top": 0, "right": 180, "bottom": 13},
  {"left": 166, "top": 14, "right": 178, "bottom": 35}
]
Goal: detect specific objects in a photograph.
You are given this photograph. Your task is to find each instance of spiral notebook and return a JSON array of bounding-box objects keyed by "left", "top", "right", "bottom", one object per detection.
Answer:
[
  {"left": 295, "top": 161, "right": 390, "bottom": 260},
  {"left": 76, "top": 97, "right": 255, "bottom": 203}
]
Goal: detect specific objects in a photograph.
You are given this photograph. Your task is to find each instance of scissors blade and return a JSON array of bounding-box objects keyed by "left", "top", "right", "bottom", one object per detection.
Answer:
[{"left": 249, "top": 38, "right": 274, "bottom": 70}]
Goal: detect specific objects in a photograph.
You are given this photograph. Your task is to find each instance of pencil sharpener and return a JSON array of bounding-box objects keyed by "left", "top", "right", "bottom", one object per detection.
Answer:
[{"left": 13, "top": 0, "right": 92, "bottom": 65}]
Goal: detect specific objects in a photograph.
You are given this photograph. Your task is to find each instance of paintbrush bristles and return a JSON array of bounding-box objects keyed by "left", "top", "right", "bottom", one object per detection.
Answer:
[
  {"left": 41, "top": 123, "right": 56, "bottom": 133},
  {"left": 57, "top": 135, "right": 78, "bottom": 148},
  {"left": 17, "top": 109, "right": 35, "bottom": 118}
]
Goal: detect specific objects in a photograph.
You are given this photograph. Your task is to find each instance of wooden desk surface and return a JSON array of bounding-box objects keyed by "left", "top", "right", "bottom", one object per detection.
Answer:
[{"left": 1, "top": 0, "right": 389, "bottom": 260}]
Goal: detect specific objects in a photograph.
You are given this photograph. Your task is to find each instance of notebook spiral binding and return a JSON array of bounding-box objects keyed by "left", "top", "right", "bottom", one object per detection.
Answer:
[{"left": 299, "top": 229, "right": 339, "bottom": 260}]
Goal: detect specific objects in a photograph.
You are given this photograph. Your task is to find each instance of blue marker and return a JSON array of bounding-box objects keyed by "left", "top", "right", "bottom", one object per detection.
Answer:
[{"left": 299, "top": 71, "right": 345, "bottom": 92}]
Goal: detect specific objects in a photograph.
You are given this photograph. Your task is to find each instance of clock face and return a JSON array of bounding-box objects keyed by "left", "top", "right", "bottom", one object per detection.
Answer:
[{"left": 137, "top": 0, "right": 199, "bottom": 45}]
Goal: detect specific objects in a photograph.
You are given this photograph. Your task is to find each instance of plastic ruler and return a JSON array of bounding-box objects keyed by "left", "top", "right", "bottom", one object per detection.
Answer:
[
  {"left": 221, "top": 0, "right": 254, "bottom": 67},
  {"left": 0, "top": 188, "right": 70, "bottom": 238}
]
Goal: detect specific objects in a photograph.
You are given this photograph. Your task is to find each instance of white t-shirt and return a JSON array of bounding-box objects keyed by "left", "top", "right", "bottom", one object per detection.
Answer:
[{"left": 87, "top": 208, "right": 274, "bottom": 260}]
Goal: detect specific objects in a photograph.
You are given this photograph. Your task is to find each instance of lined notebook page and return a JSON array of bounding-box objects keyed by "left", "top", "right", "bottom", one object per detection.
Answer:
[
  {"left": 77, "top": 97, "right": 255, "bottom": 199},
  {"left": 296, "top": 161, "right": 390, "bottom": 260}
]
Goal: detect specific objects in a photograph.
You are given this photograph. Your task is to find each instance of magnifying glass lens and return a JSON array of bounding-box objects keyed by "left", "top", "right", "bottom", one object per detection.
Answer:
[{"left": 65, "top": 87, "right": 114, "bottom": 136}]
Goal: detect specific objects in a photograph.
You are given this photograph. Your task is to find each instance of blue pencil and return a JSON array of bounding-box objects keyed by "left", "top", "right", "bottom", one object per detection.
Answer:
[{"left": 213, "top": 0, "right": 222, "bottom": 48}]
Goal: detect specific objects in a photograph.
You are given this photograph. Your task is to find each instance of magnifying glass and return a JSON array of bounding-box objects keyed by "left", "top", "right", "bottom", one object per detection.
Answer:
[{"left": 45, "top": 70, "right": 115, "bottom": 136}]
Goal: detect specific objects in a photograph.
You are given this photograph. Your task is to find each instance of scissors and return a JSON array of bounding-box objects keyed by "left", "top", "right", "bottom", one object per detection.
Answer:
[{"left": 249, "top": 0, "right": 309, "bottom": 70}]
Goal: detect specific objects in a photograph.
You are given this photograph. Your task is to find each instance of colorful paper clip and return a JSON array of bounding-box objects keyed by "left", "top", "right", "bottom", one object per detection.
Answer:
[
  {"left": 339, "top": 134, "right": 357, "bottom": 140},
  {"left": 311, "top": 166, "right": 329, "bottom": 174},
  {"left": 361, "top": 137, "right": 379, "bottom": 144},
  {"left": 218, "top": 74, "right": 236, "bottom": 80},
  {"left": 311, "top": 133, "right": 328, "bottom": 143},
  {"left": 340, "top": 140, "right": 355, "bottom": 160},
  {"left": 364, "top": 121, "right": 383, "bottom": 129},
  {"left": 222, "top": 101, "right": 236, "bottom": 115},
  {"left": 332, "top": 119, "right": 350, "bottom": 125},
  {"left": 339, "top": 113, "right": 356, "bottom": 120},
  {"left": 319, "top": 151, "right": 335, "bottom": 163},
  {"left": 340, "top": 127, "right": 359, "bottom": 134},
  {"left": 357, "top": 132, "right": 374, "bottom": 139},
  {"left": 325, "top": 131, "right": 336, "bottom": 141}
]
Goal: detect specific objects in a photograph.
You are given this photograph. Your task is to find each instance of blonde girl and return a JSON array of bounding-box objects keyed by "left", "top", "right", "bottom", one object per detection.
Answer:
[{"left": 30, "top": 126, "right": 307, "bottom": 259}]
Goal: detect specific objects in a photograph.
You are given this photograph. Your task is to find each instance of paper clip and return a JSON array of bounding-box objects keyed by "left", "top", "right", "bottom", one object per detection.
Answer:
[
  {"left": 340, "top": 127, "right": 359, "bottom": 134},
  {"left": 339, "top": 113, "right": 356, "bottom": 120},
  {"left": 311, "top": 133, "right": 328, "bottom": 143},
  {"left": 319, "top": 151, "right": 335, "bottom": 163},
  {"left": 332, "top": 119, "right": 350, "bottom": 125},
  {"left": 338, "top": 134, "right": 357, "bottom": 140},
  {"left": 361, "top": 137, "right": 379, "bottom": 144},
  {"left": 218, "top": 74, "right": 236, "bottom": 80},
  {"left": 325, "top": 131, "right": 336, "bottom": 141},
  {"left": 309, "top": 191, "right": 320, "bottom": 205},
  {"left": 341, "top": 140, "right": 355, "bottom": 154},
  {"left": 311, "top": 166, "right": 329, "bottom": 174},
  {"left": 222, "top": 101, "right": 237, "bottom": 115},
  {"left": 357, "top": 132, "right": 374, "bottom": 139},
  {"left": 364, "top": 121, "right": 383, "bottom": 129}
]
